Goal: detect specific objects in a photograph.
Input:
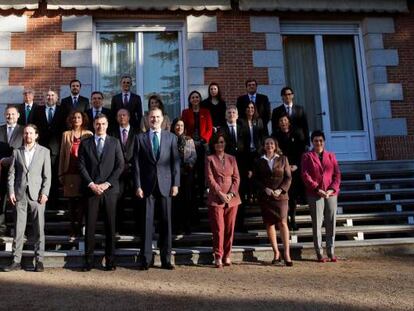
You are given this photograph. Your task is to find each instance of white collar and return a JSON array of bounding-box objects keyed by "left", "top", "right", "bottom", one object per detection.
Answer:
[
  {"left": 261, "top": 154, "right": 279, "bottom": 161},
  {"left": 120, "top": 125, "right": 130, "bottom": 132}
]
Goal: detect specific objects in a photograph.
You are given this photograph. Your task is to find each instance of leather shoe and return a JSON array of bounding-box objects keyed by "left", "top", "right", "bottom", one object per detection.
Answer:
[
  {"left": 139, "top": 262, "right": 150, "bottom": 270},
  {"left": 3, "top": 262, "right": 21, "bottom": 272},
  {"left": 34, "top": 261, "right": 44, "bottom": 272},
  {"left": 105, "top": 264, "right": 116, "bottom": 271},
  {"left": 161, "top": 263, "right": 175, "bottom": 270},
  {"left": 82, "top": 262, "right": 93, "bottom": 272}
]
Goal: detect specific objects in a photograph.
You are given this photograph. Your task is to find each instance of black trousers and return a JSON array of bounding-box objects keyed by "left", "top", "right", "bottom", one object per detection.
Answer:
[
  {"left": 141, "top": 184, "right": 172, "bottom": 265},
  {"left": 85, "top": 192, "right": 117, "bottom": 264}
]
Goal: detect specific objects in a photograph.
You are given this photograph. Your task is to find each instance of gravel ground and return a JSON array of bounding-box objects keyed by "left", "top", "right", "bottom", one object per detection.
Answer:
[{"left": 0, "top": 256, "right": 413, "bottom": 311}]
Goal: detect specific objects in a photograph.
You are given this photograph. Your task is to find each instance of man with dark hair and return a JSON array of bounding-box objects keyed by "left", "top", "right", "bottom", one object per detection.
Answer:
[
  {"left": 17, "top": 88, "right": 37, "bottom": 126},
  {"left": 134, "top": 107, "right": 180, "bottom": 270},
  {"left": 86, "top": 91, "right": 112, "bottom": 133},
  {"left": 111, "top": 75, "right": 143, "bottom": 129},
  {"left": 3, "top": 124, "right": 51, "bottom": 272},
  {"left": 61, "top": 80, "right": 90, "bottom": 124},
  {"left": 272, "top": 86, "right": 310, "bottom": 146},
  {"left": 236, "top": 79, "right": 271, "bottom": 135},
  {"left": 78, "top": 113, "right": 124, "bottom": 271},
  {"left": 0, "top": 106, "right": 24, "bottom": 235}
]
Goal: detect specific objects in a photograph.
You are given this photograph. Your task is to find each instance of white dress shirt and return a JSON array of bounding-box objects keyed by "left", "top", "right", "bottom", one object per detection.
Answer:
[
  {"left": 262, "top": 154, "right": 280, "bottom": 171},
  {"left": 24, "top": 144, "right": 37, "bottom": 168}
]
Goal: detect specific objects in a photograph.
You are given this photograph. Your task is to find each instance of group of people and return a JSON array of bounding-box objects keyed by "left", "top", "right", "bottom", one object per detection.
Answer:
[{"left": 0, "top": 75, "right": 341, "bottom": 272}]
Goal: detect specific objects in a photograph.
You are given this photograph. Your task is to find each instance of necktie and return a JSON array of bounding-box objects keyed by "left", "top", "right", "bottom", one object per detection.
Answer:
[
  {"left": 287, "top": 106, "right": 292, "bottom": 116},
  {"left": 122, "top": 128, "right": 128, "bottom": 145},
  {"left": 94, "top": 109, "right": 101, "bottom": 119},
  {"left": 73, "top": 97, "right": 78, "bottom": 107},
  {"left": 7, "top": 127, "right": 13, "bottom": 143},
  {"left": 48, "top": 107, "right": 53, "bottom": 124},
  {"left": 97, "top": 137, "right": 104, "bottom": 158},
  {"left": 230, "top": 125, "right": 237, "bottom": 144},
  {"left": 152, "top": 132, "right": 160, "bottom": 159},
  {"left": 25, "top": 105, "right": 31, "bottom": 124},
  {"left": 250, "top": 94, "right": 256, "bottom": 103},
  {"left": 123, "top": 93, "right": 128, "bottom": 106}
]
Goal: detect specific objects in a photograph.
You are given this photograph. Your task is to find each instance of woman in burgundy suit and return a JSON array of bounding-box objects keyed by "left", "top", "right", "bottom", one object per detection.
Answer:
[
  {"left": 254, "top": 137, "right": 293, "bottom": 266},
  {"left": 182, "top": 90, "right": 213, "bottom": 205},
  {"left": 206, "top": 132, "right": 241, "bottom": 268},
  {"left": 301, "top": 130, "right": 341, "bottom": 263}
]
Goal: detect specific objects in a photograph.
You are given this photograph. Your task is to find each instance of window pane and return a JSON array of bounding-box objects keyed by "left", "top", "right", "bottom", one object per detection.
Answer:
[
  {"left": 324, "top": 35, "right": 363, "bottom": 131},
  {"left": 99, "top": 33, "right": 136, "bottom": 107},
  {"left": 283, "top": 35, "right": 322, "bottom": 132},
  {"left": 143, "top": 32, "right": 181, "bottom": 119}
]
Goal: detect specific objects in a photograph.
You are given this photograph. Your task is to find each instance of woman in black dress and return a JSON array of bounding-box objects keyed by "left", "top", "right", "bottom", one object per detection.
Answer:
[
  {"left": 201, "top": 82, "right": 226, "bottom": 131},
  {"left": 273, "top": 114, "right": 307, "bottom": 230}
]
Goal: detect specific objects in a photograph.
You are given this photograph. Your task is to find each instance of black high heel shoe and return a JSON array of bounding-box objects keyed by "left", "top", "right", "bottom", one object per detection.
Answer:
[{"left": 285, "top": 260, "right": 293, "bottom": 267}]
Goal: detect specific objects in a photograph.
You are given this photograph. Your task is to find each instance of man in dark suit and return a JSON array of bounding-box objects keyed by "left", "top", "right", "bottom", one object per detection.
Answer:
[
  {"left": 236, "top": 79, "right": 271, "bottom": 135},
  {"left": 111, "top": 75, "right": 143, "bottom": 129},
  {"left": 134, "top": 107, "right": 180, "bottom": 270},
  {"left": 78, "top": 113, "right": 124, "bottom": 271},
  {"left": 60, "top": 79, "right": 89, "bottom": 124},
  {"left": 86, "top": 91, "right": 112, "bottom": 133},
  {"left": 111, "top": 108, "right": 139, "bottom": 234},
  {"left": 17, "top": 88, "right": 37, "bottom": 126},
  {"left": 0, "top": 106, "right": 23, "bottom": 235},
  {"left": 271, "top": 86, "right": 310, "bottom": 146},
  {"left": 31, "top": 89, "right": 66, "bottom": 206}
]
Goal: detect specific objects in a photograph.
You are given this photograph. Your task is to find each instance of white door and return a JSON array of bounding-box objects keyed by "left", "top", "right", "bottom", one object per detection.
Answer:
[{"left": 282, "top": 24, "right": 375, "bottom": 161}]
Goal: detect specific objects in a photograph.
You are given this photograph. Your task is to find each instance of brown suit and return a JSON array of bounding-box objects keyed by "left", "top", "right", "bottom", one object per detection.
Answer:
[
  {"left": 206, "top": 153, "right": 240, "bottom": 261},
  {"left": 254, "top": 155, "right": 292, "bottom": 224}
]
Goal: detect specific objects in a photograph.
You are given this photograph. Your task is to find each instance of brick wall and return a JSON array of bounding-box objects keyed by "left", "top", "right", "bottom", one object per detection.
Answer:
[
  {"left": 381, "top": 4, "right": 414, "bottom": 159},
  {"left": 8, "top": 13, "right": 75, "bottom": 103}
]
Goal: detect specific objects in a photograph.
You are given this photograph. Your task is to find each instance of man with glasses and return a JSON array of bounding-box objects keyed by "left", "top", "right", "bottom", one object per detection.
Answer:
[
  {"left": 111, "top": 75, "right": 143, "bottom": 130},
  {"left": 272, "top": 86, "right": 310, "bottom": 146},
  {"left": 236, "top": 79, "right": 271, "bottom": 135}
]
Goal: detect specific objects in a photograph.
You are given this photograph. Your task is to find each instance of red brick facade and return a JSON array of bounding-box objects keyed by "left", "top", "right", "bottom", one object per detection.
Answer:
[{"left": 1, "top": 6, "right": 414, "bottom": 160}]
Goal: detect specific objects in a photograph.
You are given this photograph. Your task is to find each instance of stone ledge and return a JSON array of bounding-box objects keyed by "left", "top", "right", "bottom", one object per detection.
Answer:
[
  {"left": 253, "top": 50, "right": 283, "bottom": 67},
  {"left": 187, "top": 50, "right": 218, "bottom": 68},
  {"left": 369, "top": 83, "right": 403, "bottom": 101},
  {"left": 373, "top": 118, "right": 407, "bottom": 136},
  {"left": 362, "top": 17, "right": 395, "bottom": 34},
  {"left": 76, "top": 32, "right": 93, "bottom": 50},
  {"left": 0, "top": 16, "right": 27, "bottom": 32},
  {"left": 366, "top": 50, "right": 398, "bottom": 67},
  {"left": 0, "top": 85, "right": 24, "bottom": 104},
  {"left": 250, "top": 16, "right": 280, "bottom": 33},
  {"left": 61, "top": 50, "right": 92, "bottom": 67}
]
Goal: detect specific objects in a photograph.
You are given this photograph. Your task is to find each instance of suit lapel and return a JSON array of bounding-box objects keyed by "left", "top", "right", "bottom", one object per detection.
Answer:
[
  {"left": 19, "top": 148, "right": 28, "bottom": 171},
  {"left": 26, "top": 146, "right": 40, "bottom": 172},
  {"left": 144, "top": 131, "right": 156, "bottom": 163}
]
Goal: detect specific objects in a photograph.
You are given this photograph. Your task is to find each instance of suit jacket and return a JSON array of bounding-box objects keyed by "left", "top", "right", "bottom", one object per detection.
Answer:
[
  {"left": 111, "top": 126, "right": 139, "bottom": 167},
  {"left": 239, "top": 118, "right": 264, "bottom": 154},
  {"left": 218, "top": 122, "right": 247, "bottom": 157},
  {"left": 61, "top": 95, "right": 90, "bottom": 125},
  {"left": 78, "top": 135, "right": 125, "bottom": 196},
  {"left": 0, "top": 124, "right": 24, "bottom": 149},
  {"left": 236, "top": 93, "right": 271, "bottom": 133},
  {"left": 58, "top": 130, "right": 93, "bottom": 178},
  {"left": 133, "top": 130, "right": 180, "bottom": 197},
  {"left": 181, "top": 108, "right": 213, "bottom": 143},
  {"left": 17, "top": 103, "right": 38, "bottom": 126},
  {"left": 301, "top": 150, "right": 341, "bottom": 196},
  {"left": 86, "top": 107, "right": 113, "bottom": 133},
  {"left": 111, "top": 92, "right": 143, "bottom": 129},
  {"left": 32, "top": 104, "right": 66, "bottom": 158},
  {"left": 272, "top": 104, "right": 310, "bottom": 146},
  {"left": 206, "top": 153, "right": 241, "bottom": 207},
  {"left": 254, "top": 155, "right": 292, "bottom": 201},
  {"left": 8, "top": 144, "right": 51, "bottom": 201},
  {"left": 273, "top": 128, "right": 306, "bottom": 166}
]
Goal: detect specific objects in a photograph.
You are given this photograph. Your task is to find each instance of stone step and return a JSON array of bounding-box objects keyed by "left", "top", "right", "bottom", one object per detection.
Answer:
[{"left": 1, "top": 237, "right": 413, "bottom": 268}]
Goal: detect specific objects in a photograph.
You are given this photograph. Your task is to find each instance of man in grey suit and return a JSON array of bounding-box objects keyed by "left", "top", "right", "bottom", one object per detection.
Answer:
[
  {"left": 3, "top": 124, "right": 51, "bottom": 272},
  {"left": 134, "top": 107, "right": 180, "bottom": 270},
  {"left": 0, "top": 105, "right": 24, "bottom": 236},
  {"left": 78, "top": 113, "right": 124, "bottom": 271}
]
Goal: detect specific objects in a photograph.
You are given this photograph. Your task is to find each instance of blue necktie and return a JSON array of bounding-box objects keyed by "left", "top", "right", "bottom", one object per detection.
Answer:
[
  {"left": 25, "top": 105, "right": 31, "bottom": 124},
  {"left": 73, "top": 97, "right": 78, "bottom": 108},
  {"left": 48, "top": 107, "right": 53, "bottom": 124},
  {"left": 97, "top": 137, "right": 104, "bottom": 158},
  {"left": 152, "top": 132, "right": 160, "bottom": 159}
]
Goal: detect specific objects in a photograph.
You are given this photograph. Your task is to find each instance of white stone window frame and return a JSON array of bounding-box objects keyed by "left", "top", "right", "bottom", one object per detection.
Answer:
[{"left": 92, "top": 19, "right": 186, "bottom": 110}]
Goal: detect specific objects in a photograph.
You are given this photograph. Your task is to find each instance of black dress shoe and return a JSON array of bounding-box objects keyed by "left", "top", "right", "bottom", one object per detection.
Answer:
[
  {"left": 139, "top": 262, "right": 150, "bottom": 270},
  {"left": 3, "top": 262, "right": 21, "bottom": 272},
  {"left": 161, "top": 263, "right": 175, "bottom": 270},
  {"left": 34, "top": 261, "right": 44, "bottom": 272},
  {"left": 82, "top": 263, "right": 93, "bottom": 272},
  {"left": 105, "top": 264, "right": 116, "bottom": 271}
]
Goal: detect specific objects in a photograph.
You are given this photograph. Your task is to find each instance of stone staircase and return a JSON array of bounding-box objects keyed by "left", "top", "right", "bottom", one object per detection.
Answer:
[{"left": 1, "top": 160, "right": 414, "bottom": 267}]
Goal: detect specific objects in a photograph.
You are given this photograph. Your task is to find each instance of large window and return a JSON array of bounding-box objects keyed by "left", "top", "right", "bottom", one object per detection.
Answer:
[{"left": 95, "top": 22, "right": 184, "bottom": 119}]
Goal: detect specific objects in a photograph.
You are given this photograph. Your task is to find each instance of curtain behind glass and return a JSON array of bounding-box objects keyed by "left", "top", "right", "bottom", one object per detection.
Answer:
[
  {"left": 324, "top": 36, "right": 363, "bottom": 131},
  {"left": 143, "top": 32, "right": 180, "bottom": 119},
  {"left": 99, "top": 33, "right": 136, "bottom": 107},
  {"left": 283, "top": 35, "right": 322, "bottom": 132}
]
